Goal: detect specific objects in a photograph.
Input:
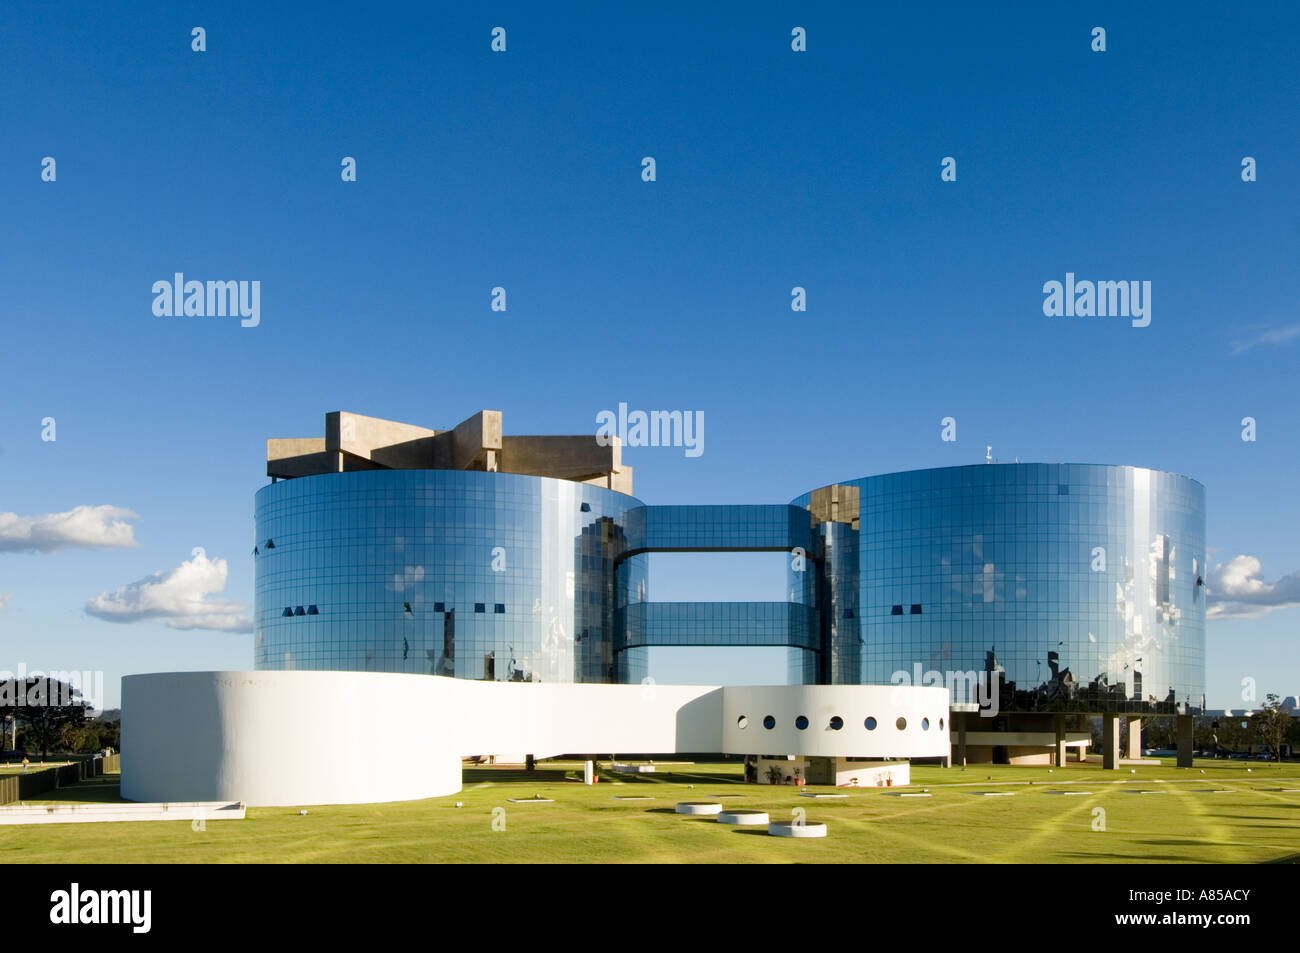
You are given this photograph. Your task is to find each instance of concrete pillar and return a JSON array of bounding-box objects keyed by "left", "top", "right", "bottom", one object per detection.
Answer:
[
  {"left": 1176, "top": 714, "right": 1194, "bottom": 768},
  {"left": 1126, "top": 717, "right": 1142, "bottom": 760},
  {"left": 1053, "top": 714, "right": 1067, "bottom": 767},
  {"left": 957, "top": 711, "right": 968, "bottom": 767},
  {"left": 1102, "top": 715, "right": 1121, "bottom": 770}
]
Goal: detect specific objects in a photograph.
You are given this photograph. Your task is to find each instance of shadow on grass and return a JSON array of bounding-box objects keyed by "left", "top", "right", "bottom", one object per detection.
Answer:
[
  {"left": 1055, "top": 852, "right": 1203, "bottom": 862},
  {"left": 645, "top": 808, "right": 720, "bottom": 817},
  {"left": 24, "top": 777, "right": 125, "bottom": 805},
  {"left": 462, "top": 769, "right": 571, "bottom": 785}
]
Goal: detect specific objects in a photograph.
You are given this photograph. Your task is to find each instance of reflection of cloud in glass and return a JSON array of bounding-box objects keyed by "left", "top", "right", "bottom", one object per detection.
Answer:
[{"left": 386, "top": 565, "right": 425, "bottom": 593}]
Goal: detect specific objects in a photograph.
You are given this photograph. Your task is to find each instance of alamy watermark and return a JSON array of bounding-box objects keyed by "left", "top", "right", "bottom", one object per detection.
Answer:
[
  {"left": 595, "top": 403, "right": 703, "bottom": 458},
  {"left": 0, "top": 664, "right": 104, "bottom": 713},
  {"left": 152, "top": 274, "right": 260, "bottom": 327},
  {"left": 890, "top": 664, "right": 1001, "bottom": 717},
  {"left": 1042, "top": 273, "right": 1150, "bottom": 327},
  {"left": 49, "top": 883, "right": 150, "bottom": 934}
]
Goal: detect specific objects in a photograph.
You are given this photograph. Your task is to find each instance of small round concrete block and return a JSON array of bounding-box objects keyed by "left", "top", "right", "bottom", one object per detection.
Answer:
[
  {"left": 675, "top": 801, "right": 722, "bottom": 815},
  {"left": 768, "top": 820, "right": 828, "bottom": 838},
  {"left": 716, "top": 809, "right": 770, "bottom": 825}
]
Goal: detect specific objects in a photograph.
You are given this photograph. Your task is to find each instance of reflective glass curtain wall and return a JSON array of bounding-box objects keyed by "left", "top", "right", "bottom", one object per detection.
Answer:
[
  {"left": 254, "top": 470, "right": 646, "bottom": 683},
  {"left": 795, "top": 464, "right": 1206, "bottom": 712}
]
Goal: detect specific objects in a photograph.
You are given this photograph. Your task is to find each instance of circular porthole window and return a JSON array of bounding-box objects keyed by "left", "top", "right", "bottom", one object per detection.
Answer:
[
  {"left": 763, "top": 715, "right": 776, "bottom": 730},
  {"left": 829, "top": 716, "right": 843, "bottom": 730},
  {"left": 795, "top": 715, "right": 809, "bottom": 730},
  {"left": 737, "top": 715, "right": 749, "bottom": 729},
  {"left": 865, "top": 717, "right": 877, "bottom": 731},
  {"left": 921, "top": 718, "right": 930, "bottom": 731},
  {"left": 896, "top": 717, "right": 907, "bottom": 730}
]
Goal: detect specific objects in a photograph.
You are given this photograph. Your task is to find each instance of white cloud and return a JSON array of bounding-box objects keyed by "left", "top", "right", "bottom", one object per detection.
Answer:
[
  {"left": 0, "top": 505, "right": 138, "bottom": 553},
  {"left": 0, "top": 592, "right": 11, "bottom": 610},
  {"left": 1206, "top": 555, "right": 1300, "bottom": 620},
  {"left": 1231, "top": 322, "right": 1300, "bottom": 355},
  {"left": 86, "top": 552, "right": 252, "bottom": 633}
]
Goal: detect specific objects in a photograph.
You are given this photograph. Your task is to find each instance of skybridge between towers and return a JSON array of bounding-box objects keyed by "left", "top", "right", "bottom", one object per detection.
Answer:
[{"left": 614, "top": 504, "right": 831, "bottom": 683}]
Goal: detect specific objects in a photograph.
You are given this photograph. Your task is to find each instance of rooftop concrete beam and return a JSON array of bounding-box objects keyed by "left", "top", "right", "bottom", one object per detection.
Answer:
[
  {"left": 326, "top": 411, "right": 439, "bottom": 461},
  {"left": 267, "top": 437, "right": 325, "bottom": 461},
  {"left": 500, "top": 435, "right": 622, "bottom": 480},
  {"left": 577, "top": 467, "right": 634, "bottom": 494},
  {"left": 267, "top": 450, "right": 342, "bottom": 479},
  {"left": 441, "top": 410, "right": 502, "bottom": 471}
]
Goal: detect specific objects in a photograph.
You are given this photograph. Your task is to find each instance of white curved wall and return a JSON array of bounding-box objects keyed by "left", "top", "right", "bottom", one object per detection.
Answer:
[
  {"left": 721, "top": 685, "right": 951, "bottom": 758},
  {"left": 122, "top": 671, "right": 462, "bottom": 806},
  {"left": 453, "top": 681, "right": 723, "bottom": 756},
  {"left": 123, "top": 671, "right": 950, "bottom": 806}
]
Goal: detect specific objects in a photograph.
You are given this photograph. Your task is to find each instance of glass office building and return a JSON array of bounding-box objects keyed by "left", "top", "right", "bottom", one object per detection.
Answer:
[
  {"left": 255, "top": 415, "right": 1205, "bottom": 715},
  {"left": 792, "top": 464, "right": 1207, "bottom": 713},
  {"left": 254, "top": 470, "right": 648, "bottom": 683}
]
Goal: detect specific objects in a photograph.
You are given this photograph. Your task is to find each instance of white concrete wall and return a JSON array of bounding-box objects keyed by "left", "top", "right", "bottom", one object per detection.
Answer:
[
  {"left": 454, "top": 681, "right": 722, "bottom": 757},
  {"left": 722, "top": 685, "right": 951, "bottom": 759},
  {"left": 123, "top": 672, "right": 949, "bottom": 806},
  {"left": 122, "top": 671, "right": 462, "bottom": 806}
]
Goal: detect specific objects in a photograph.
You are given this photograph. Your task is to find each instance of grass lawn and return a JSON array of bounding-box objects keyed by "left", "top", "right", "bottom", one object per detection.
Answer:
[{"left": 3, "top": 759, "right": 1298, "bottom": 864}]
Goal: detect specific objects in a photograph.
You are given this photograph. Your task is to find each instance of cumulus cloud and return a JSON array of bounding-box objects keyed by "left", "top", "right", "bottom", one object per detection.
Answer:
[
  {"left": 1206, "top": 555, "right": 1300, "bottom": 620},
  {"left": 86, "top": 552, "right": 252, "bottom": 633},
  {"left": 0, "top": 505, "right": 138, "bottom": 553}
]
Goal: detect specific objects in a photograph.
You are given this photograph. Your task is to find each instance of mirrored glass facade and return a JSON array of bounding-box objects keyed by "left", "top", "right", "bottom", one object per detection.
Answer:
[
  {"left": 255, "top": 461, "right": 1205, "bottom": 712},
  {"left": 792, "top": 464, "right": 1206, "bottom": 713},
  {"left": 254, "top": 470, "right": 647, "bottom": 683}
]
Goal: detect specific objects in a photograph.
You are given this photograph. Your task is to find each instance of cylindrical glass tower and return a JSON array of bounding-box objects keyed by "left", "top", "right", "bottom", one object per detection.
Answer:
[{"left": 254, "top": 470, "right": 646, "bottom": 683}]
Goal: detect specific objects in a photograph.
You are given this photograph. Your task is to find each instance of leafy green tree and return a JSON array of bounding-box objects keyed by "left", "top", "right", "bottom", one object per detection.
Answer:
[
  {"left": 1255, "top": 694, "right": 1290, "bottom": 761},
  {"left": 0, "top": 677, "right": 89, "bottom": 756},
  {"left": 59, "top": 722, "right": 102, "bottom": 754}
]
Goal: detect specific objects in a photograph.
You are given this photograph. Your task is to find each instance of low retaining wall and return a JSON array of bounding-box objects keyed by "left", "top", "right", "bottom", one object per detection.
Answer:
[{"left": 0, "top": 800, "right": 245, "bottom": 825}]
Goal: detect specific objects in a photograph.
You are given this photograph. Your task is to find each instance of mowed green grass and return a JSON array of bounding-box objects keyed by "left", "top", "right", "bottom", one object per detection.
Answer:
[{"left": 4, "top": 759, "right": 1298, "bottom": 864}]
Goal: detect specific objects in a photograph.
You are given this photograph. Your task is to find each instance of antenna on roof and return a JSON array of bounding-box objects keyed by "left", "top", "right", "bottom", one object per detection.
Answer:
[{"left": 985, "top": 445, "right": 992, "bottom": 464}]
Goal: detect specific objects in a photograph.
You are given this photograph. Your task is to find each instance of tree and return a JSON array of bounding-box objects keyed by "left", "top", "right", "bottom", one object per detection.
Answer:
[
  {"left": 59, "top": 722, "right": 102, "bottom": 754},
  {"left": 1255, "top": 694, "right": 1290, "bottom": 762},
  {"left": 0, "top": 677, "right": 90, "bottom": 756}
]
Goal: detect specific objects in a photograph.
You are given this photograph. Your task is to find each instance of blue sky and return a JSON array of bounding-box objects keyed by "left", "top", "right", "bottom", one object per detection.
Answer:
[{"left": 1, "top": 2, "right": 1297, "bottom": 709}]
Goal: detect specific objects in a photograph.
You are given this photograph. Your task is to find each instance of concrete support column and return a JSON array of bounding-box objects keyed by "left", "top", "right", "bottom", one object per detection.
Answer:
[
  {"left": 956, "top": 711, "right": 968, "bottom": 768},
  {"left": 1102, "top": 715, "right": 1121, "bottom": 770},
  {"left": 1126, "top": 717, "right": 1143, "bottom": 760},
  {"left": 1053, "top": 714, "right": 1067, "bottom": 767},
  {"left": 1176, "top": 714, "right": 1194, "bottom": 768}
]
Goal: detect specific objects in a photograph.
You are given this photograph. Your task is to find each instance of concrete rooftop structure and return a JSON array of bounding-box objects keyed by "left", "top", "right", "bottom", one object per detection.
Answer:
[{"left": 267, "top": 409, "right": 633, "bottom": 494}]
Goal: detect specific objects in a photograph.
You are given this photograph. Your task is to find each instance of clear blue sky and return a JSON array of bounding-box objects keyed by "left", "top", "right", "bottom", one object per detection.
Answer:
[{"left": 2, "top": 2, "right": 1297, "bottom": 710}]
